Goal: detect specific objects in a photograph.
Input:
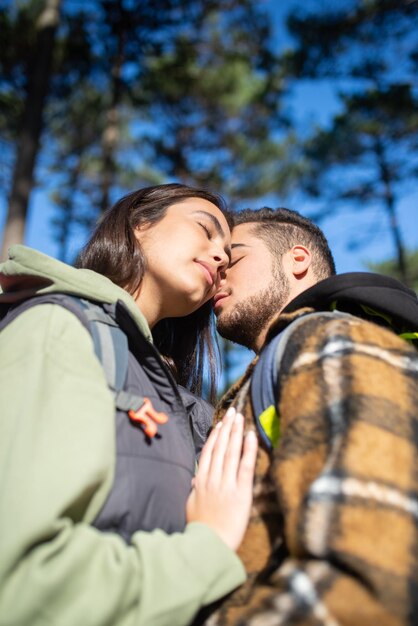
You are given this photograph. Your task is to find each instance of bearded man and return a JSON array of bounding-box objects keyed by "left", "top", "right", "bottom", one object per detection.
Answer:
[{"left": 203, "top": 207, "right": 418, "bottom": 626}]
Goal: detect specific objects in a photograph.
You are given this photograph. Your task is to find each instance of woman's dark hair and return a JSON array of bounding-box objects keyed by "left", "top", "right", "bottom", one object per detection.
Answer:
[{"left": 77, "top": 183, "right": 229, "bottom": 402}]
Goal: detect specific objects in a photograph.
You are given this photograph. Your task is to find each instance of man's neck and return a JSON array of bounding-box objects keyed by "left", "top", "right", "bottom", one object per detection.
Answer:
[{"left": 254, "top": 327, "right": 269, "bottom": 353}]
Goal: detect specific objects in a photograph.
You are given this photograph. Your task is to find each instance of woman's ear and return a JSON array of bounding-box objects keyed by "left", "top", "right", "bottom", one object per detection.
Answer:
[
  {"left": 290, "top": 245, "right": 312, "bottom": 277},
  {"left": 133, "top": 221, "right": 153, "bottom": 244}
]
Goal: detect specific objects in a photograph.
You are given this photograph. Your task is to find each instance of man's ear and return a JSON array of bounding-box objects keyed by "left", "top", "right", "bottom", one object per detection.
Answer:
[{"left": 290, "top": 245, "right": 312, "bottom": 277}]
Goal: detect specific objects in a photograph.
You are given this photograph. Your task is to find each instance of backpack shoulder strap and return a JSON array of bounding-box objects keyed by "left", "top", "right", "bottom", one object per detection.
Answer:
[
  {"left": 1, "top": 293, "right": 167, "bottom": 435},
  {"left": 251, "top": 310, "right": 354, "bottom": 451},
  {"left": 75, "top": 298, "right": 128, "bottom": 394},
  {"left": 1, "top": 294, "right": 132, "bottom": 402},
  {"left": 0, "top": 293, "right": 90, "bottom": 333},
  {"left": 250, "top": 329, "right": 284, "bottom": 451},
  {"left": 74, "top": 298, "right": 147, "bottom": 413}
]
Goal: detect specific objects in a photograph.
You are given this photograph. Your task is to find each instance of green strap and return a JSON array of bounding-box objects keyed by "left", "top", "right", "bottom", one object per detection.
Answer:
[
  {"left": 360, "top": 304, "right": 393, "bottom": 326},
  {"left": 399, "top": 332, "right": 418, "bottom": 340},
  {"left": 259, "top": 405, "right": 280, "bottom": 448}
]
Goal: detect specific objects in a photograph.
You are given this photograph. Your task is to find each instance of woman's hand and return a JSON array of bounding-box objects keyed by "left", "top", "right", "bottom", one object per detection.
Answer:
[{"left": 186, "top": 407, "right": 258, "bottom": 551}]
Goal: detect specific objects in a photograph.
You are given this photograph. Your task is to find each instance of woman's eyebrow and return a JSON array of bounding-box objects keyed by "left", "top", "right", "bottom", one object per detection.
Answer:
[{"left": 192, "top": 210, "right": 232, "bottom": 260}]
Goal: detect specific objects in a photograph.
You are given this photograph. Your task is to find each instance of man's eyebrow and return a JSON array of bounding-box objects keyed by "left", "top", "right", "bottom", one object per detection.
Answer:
[{"left": 193, "top": 210, "right": 231, "bottom": 260}]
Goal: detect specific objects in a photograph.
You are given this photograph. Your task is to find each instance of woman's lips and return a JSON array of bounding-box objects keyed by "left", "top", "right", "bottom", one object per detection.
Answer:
[{"left": 196, "top": 261, "right": 215, "bottom": 286}]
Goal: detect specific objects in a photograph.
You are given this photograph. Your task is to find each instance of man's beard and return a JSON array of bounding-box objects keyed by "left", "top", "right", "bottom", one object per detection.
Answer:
[{"left": 217, "top": 274, "right": 290, "bottom": 352}]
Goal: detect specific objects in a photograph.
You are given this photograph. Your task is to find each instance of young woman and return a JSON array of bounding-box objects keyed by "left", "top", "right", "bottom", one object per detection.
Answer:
[{"left": 0, "top": 183, "right": 257, "bottom": 626}]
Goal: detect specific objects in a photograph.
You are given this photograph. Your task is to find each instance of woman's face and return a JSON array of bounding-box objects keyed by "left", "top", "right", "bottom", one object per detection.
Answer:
[{"left": 135, "top": 197, "right": 231, "bottom": 326}]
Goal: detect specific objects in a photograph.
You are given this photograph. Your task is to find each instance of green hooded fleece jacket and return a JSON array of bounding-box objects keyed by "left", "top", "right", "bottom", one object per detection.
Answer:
[{"left": 0, "top": 245, "right": 245, "bottom": 626}]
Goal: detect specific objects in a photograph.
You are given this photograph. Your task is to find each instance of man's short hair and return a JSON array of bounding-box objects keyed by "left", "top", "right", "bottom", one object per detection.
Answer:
[{"left": 230, "top": 207, "right": 336, "bottom": 280}]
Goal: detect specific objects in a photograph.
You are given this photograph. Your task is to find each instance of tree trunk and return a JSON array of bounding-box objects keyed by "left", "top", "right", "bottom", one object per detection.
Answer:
[
  {"left": 374, "top": 137, "right": 409, "bottom": 286},
  {"left": 100, "top": 1, "right": 125, "bottom": 215},
  {"left": 1, "top": 0, "right": 61, "bottom": 261},
  {"left": 57, "top": 155, "right": 83, "bottom": 264}
]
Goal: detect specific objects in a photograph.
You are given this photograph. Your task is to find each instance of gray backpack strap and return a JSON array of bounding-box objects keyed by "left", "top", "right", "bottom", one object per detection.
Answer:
[
  {"left": 0, "top": 293, "right": 91, "bottom": 333},
  {"left": 251, "top": 310, "right": 354, "bottom": 451},
  {"left": 1, "top": 294, "right": 169, "bottom": 435},
  {"left": 76, "top": 299, "right": 129, "bottom": 395},
  {"left": 73, "top": 299, "right": 169, "bottom": 439},
  {"left": 1, "top": 294, "right": 145, "bottom": 412},
  {"left": 73, "top": 299, "right": 148, "bottom": 414}
]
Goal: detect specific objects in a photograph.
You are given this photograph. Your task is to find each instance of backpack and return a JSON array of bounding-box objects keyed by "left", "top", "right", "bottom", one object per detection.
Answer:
[{"left": 0, "top": 294, "right": 167, "bottom": 437}]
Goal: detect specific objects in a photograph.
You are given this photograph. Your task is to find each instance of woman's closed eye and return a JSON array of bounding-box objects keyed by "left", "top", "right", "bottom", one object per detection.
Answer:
[{"left": 198, "top": 222, "right": 213, "bottom": 239}]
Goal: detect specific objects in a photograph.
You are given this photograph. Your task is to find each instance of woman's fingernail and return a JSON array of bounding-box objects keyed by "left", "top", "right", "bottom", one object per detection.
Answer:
[
  {"left": 225, "top": 407, "right": 236, "bottom": 418},
  {"left": 234, "top": 412, "right": 243, "bottom": 423}
]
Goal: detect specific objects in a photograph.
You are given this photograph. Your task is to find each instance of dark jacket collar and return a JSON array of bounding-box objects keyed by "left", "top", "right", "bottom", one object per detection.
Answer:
[{"left": 282, "top": 272, "right": 418, "bottom": 333}]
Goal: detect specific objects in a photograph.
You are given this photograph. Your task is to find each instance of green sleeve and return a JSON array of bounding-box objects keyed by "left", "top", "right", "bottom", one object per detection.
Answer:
[{"left": 0, "top": 305, "right": 245, "bottom": 626}]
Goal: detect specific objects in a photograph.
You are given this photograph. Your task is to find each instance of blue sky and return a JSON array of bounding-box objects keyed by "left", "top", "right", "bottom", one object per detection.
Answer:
[
  {"left": 262, "top": 0, "right": 418, "bottom": 274},
  {"left": 1, "top": 0, "right": 417, "bottom": 275}
]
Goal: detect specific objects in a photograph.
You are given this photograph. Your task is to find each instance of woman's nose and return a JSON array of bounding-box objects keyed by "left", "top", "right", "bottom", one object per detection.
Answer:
[{"left": 212, "top": 246, "right": 229, "bottom": 271}]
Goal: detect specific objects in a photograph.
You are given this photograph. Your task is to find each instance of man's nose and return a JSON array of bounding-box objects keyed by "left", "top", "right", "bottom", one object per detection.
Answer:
[{"left": 216, "top": 268, "right": 228, "bottom": 289}]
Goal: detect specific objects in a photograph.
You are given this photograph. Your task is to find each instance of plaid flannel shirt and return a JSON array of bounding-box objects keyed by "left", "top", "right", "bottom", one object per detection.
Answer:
[{"left": 208, "top": 308, "right": 418, "bottom": 626}]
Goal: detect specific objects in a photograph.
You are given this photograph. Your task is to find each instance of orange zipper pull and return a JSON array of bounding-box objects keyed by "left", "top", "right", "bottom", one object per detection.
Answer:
[{"left": 128, "top": 397, "right": 169, "bottom": 437}]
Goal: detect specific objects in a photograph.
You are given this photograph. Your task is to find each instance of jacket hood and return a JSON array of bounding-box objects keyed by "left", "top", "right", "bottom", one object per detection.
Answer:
[
  {"left": 0, "top": 245, "right": 152, "bottom": 341},
  {"left": 284, "top": 272, "right": 418, "bottom": 333}
]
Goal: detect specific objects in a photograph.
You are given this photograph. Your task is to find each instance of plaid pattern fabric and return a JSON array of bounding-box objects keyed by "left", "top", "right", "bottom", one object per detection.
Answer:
[{"left": 208, "top": 309, "right": 418, "bottom": 626}]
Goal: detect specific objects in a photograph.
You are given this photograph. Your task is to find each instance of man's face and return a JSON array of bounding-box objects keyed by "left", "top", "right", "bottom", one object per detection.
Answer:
[{"left": 214, "top": 222, "right": 291, "bottom": 352}]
